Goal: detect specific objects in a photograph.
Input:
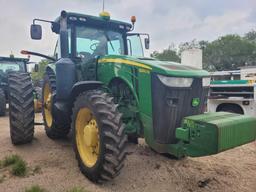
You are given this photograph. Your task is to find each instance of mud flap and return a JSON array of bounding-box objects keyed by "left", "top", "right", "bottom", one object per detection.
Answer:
[{"left": 176, "top": 112, "right": 256, "bottom": 157}]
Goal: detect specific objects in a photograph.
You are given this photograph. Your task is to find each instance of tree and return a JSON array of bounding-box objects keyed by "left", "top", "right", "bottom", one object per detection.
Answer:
[
  {"left": 178, "top": 39, "right": 203, "bottom": 55},
  {"left": 244, "top": 30, "right": 256, "bottom": 43},
  {"left": 151, "top": 45, "right": 180, "bottom": 62},
  {"left": 151, "top": 30, "right": 256, "bottom": 71},
  {"left": 203, "top": 34, "right": 256, "bottom": 71},
  {"left": 31, "top": 59, "right": 49, "bottom": 83}
]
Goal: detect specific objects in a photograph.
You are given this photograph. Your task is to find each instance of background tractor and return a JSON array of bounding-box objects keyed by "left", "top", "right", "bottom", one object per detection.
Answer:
[
  {"left": 0, "top": 55, "right": 29, "bottom": 116},
  {"left": 8, "top": 10, "right": 256, "bottom": 183}
]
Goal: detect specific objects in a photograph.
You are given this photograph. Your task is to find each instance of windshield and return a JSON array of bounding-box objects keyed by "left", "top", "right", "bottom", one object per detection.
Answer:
[
  {"left": 76, "top": 26, "right": 125, "bottom": 58},
  {"left": 0, "top": 61, "right": 24, "bottom": 74}
]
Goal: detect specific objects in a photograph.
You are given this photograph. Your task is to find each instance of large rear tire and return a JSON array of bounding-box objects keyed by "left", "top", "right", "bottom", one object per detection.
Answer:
[
  {"left": 8, "top": 72, "right": 34, "bottom": 145},
  {"left": 42, "top": 71, "right": 70, "bottom": 139},
  {"left": 0, "top": 88, "right": 6, "bottom": 116},
  {"left": 72, "top": 90, "right": 127, "bottom": 183}
]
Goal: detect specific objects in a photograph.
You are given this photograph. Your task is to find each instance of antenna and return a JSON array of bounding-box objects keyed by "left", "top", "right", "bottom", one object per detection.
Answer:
[{"left": 102, "top": 0, "right": 105, "bottom": 11}]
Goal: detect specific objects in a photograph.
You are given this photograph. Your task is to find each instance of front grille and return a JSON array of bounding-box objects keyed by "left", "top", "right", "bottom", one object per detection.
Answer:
[{"left": 151, "top": 73, "right": 209, "bottom": 144}]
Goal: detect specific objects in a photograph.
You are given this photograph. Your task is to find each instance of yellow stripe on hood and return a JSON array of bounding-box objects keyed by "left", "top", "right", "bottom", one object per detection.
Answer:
[{"left": 98, "top": 58, "right": 152, "bottom": 70}]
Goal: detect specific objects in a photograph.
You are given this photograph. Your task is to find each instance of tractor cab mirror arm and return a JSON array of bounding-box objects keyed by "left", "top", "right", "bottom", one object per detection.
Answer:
[
  {"left": 140, "top": 33, "right": 150, "bottom": 50},
  {"left": 30, "top": 18, "right": 57, "bottom": 40},
  {"left": 144, "top": 37, "right": 150, "bottom": 50}
]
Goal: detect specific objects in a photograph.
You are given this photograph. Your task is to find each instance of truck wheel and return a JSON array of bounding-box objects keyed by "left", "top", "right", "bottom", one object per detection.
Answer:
[
  {"left": 8, "top": 72, "right": 34, "bottom": 145},
  {"left": 42, "top": 72, "right": 70, "bottom": 139},
  {"left": 217, "top": 104, "right": 244, "bottom": 114},
  {"left": 0, "top": 88, "right": 6, "bottom": 116},
  {"left": 72, "top": 90, "right": 127, "bottom": 183}
]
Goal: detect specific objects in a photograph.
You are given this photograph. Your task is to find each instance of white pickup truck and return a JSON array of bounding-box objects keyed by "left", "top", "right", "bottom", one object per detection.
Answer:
[{"left": 208, "top": 66, "right": 256, "bottom": 115}]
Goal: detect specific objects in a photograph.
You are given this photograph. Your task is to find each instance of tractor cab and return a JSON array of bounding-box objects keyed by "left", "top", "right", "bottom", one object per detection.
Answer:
[
  {"left": 48, "top": 12, "right": 149, "bottom": 81},
  {"left": 0, "top": 56, "right": 28, "bottom": 95},
  {"left": 0, "top": 56, "right": 29, "bottom": 116},
  {"left": 0, "top": 56, "right": 28, "bottom": 74},
  {"left": 31, "top": 11, "right": 149, "bottom": 77},
  {"left": 51, "top": 11, "right": 149, "bottom": 59}
]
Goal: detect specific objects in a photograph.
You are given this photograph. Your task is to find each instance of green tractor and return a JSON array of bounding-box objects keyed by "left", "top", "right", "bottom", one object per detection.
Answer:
[
  {"left": 8, "top": 10, "right": 256, "bottom": 183},
  {"left": 0, "top": 56, "right": 29, "bottom": 116}
]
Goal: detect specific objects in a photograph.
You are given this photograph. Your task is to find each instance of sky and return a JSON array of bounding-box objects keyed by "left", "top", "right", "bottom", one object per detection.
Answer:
[{"left": 0, "top": 0, "right": 255, "bottom": 61}]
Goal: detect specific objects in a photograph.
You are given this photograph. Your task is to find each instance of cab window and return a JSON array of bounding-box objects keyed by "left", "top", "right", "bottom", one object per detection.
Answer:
[
  {"left": 127, "top": 34, "right": 144, "bottom": 57},
  {"left": 75, "top": 26, "right": 124, "bottom": 58}
]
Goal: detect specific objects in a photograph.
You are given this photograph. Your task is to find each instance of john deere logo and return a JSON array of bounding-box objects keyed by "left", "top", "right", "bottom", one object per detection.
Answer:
[{"left": 192, "top": 98, "right": 200, "bottom": 107}]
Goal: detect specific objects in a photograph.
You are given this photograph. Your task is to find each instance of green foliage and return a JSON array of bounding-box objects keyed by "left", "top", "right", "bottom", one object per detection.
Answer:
[
  {"left": 2, "top": 154, "right": 21, "bottom": 167},
  {"left": 244, "top": 30, "right": 256, "bottom": 42},
  {"left": 31, "top": 59, "right": 49, "bottom": 82},
  {"left": 67, "top": 187, "right": 88, "bottom": 192},
  {"left": 0, "top": 154, "right": 28, "bottom": 177},
  {"left": 25, "top": 185, "right": 46, "bottom": 192},
  {"left": 11, "top": 158, "right": 27, "bottom": 176},
  {"left": 203, "top": 35, "right": 256, "bottom": 71},
  {"left": 179, "top": 39, "right": 203, "bottom": 55},
  {"left": 151, "top": 31, "right": 256, "bottom": 71},
  {"left": 151, "top": 45, "right": 180, "bottom": 62}
]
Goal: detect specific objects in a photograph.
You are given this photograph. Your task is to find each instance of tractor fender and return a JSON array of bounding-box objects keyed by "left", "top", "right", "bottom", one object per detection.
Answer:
[{"left": 70, "top": 81, "right": 103, "bottom": 103}]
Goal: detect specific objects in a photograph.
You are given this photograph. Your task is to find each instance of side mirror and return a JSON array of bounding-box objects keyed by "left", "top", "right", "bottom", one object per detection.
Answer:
[
  {"left": 30, "top": 24, "right": 42, "bottom": 40},
  {"left": 145, "top": 38, "right": 150, "bottom": 49},
  {"left": 34, "top": 64, "right": 39, "bottom": 72}
]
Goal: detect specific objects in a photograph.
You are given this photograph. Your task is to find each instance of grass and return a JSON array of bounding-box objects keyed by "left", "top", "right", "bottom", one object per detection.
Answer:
[
  {"left": 25, "top": 185, "right": 46, "bottom": 192},
  {"left": 67, "top": 187, "right": 88, "bottom": 192},
  {"left": 11, "top": 159, "right": 27, "bottom": 176},
  {"left": 0, "top": 154, "right": 28, "bottom": 177},
  {"left": 2, "top": 154, "right": 21, "bottom": 167}
]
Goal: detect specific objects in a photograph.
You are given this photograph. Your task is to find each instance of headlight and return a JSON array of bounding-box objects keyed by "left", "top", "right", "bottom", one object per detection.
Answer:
[
  {"left": 202, "top": 77, "right": 211, "bottom": 87},
  {"left": 157, "top": 75, "right": 193, "bottom": 87}
]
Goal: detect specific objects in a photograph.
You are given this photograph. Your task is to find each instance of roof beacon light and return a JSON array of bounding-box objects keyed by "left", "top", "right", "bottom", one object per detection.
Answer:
[
  {"left": 131, "top": 16, "right": 136, "bottom": 24},
  {"left": 100, "top": 11, "right": 110, "bottom": 20}
]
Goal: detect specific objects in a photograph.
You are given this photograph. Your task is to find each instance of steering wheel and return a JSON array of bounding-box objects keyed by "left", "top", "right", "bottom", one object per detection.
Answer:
[
  {"left": 90, "top": 43, "right": 99, "bottom": 51},
  {"left": 78, "top": 52, "right": 92, "bottom": 59}
]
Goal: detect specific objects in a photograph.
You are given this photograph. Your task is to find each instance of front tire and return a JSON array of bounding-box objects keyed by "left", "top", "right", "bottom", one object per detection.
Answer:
[
  {"left": 8, "top": 72, "right": 34, "bottom": 145},
  {"left": 0, "top": 88, "right": 6, "bottom": 116},
  {"left": 72, "top": 90, "right": 127, "bottom": 183}
]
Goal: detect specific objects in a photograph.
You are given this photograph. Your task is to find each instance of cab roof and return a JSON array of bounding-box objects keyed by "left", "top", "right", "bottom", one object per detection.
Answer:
[
  {"left": 55, "top": 12, "right": 133, "bottom": 33},
  {"left": 0, "top": 56, "right": 29, "bottom": 63}
]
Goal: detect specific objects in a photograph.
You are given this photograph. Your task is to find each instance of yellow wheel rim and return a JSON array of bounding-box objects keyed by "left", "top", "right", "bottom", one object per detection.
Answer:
[
  {"left": 76, "top": 108, "right": 100, "bottom": 168},
  {"left": 43, "top": 82, "right": 53, "bottom": 127}
]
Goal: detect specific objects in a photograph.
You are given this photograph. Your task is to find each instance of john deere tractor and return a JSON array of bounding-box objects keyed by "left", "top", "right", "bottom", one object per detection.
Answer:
[
  {"left": 0, "top": 56, "right": 29, "bottom": 116},
  {"left": 8, "top": 10, "right": 256, "bottom": 183}
]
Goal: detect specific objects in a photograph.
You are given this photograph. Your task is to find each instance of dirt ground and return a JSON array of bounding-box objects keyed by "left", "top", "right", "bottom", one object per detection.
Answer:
[{"left": 0, "top": 113, "right": 255, "bottom": 192}]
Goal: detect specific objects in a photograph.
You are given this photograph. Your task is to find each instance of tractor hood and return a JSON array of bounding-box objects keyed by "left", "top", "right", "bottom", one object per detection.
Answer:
[{"left": 100, "top": 55, "right": 209, "bottom": 78}]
